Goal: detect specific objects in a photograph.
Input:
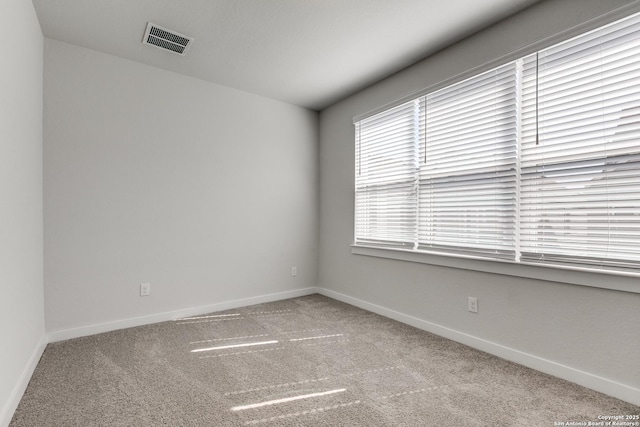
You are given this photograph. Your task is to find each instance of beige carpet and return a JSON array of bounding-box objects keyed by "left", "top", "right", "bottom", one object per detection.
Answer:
[{"left": 11, "top": 295, "right": 638, "bottom": 426}]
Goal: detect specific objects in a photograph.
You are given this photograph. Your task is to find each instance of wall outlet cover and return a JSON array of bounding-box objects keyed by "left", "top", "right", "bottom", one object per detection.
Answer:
[
  {"left": 140, "top": 283, "right": 151, "bottom": 296},
  {"left": 468, "top": 296, "right": 478, "bottom": 313}
]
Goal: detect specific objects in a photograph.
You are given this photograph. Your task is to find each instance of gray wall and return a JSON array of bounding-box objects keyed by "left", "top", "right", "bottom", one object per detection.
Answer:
[
  {"left": 44, "top": 40, "right": 319, "bottom": 334},
  {"left": 0, "top": 0, "right": 45, "bottom": 424},
  {"left": 318, "top": 0, "right": 640, "bottom": 400}
]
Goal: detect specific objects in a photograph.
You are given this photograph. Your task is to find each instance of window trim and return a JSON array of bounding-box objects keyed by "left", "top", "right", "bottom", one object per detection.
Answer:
[{"left": 352, "top": 244, "right": 640, "bottom": 294}]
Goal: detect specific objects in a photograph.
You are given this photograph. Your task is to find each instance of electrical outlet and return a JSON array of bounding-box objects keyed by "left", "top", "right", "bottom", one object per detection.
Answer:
[
  {"left": 468, "top": 296, "right": 478, "bottom": 313},
  {"left": 291, "top": 266, "right": 297, "bottom": 277},
  {"left": 140, "top": 283, "right": 151, "bottom": 296}
]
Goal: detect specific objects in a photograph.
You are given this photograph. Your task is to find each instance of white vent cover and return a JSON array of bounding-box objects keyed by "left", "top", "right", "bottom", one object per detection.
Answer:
[{"left": 142, "top": 23, "right": 193, "bottom": 55}]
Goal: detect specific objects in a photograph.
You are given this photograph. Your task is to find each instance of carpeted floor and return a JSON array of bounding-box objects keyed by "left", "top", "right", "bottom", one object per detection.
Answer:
[{"left": 11, "top": 294, "right": 639, "bottom": 426}]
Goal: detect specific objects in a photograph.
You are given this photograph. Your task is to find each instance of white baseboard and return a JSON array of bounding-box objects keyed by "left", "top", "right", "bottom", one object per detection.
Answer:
[
  {"left": 317, "top": 287, "right": 640, "bottom": 406},
  {"left": 30, "top": 286, "right": 640, "bottom": 409},
  {"left": 0, "top": 334, "right": 47, "bottom": 427},
  {"left": 48, "top": 287, "right": 318, "bottom": 342}
]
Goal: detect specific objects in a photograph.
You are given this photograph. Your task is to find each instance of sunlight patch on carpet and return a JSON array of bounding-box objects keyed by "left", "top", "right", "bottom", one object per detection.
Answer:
[{"left": 231, "top": 388, "right": 347, "bottom": 411}]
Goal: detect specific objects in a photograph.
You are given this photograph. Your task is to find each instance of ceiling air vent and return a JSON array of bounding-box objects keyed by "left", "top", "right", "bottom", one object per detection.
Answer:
[{"left": 142, "top": 22, "right": 193, "bottom": 55}]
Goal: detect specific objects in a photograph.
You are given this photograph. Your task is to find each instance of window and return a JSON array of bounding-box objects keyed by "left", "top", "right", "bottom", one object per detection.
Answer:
[
  {"left": 355, "top": 100, "right": 420, "bottom": 248},
  {"left": 354, "top": 11, "right": 640, "bottom": 273},
  {"left": 419, "top": 62, "right": 518, "bottom": 260}
]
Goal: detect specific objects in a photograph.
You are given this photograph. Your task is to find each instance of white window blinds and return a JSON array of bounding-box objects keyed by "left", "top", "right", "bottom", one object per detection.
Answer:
[
  {"left": 354, "top": 10, "right": 640, "bottom": 273},
  {"left": 355, "top": 100, "right": 420, "bottom": 248},
  {"left": 520, "top": 12, "right": 640, "bottom": 270},
  {"left": 418, "top": 62, "right": 518, "bottom": 259}
]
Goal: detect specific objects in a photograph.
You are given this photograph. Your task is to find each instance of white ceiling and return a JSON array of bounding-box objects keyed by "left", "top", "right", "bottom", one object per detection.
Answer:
[{"left": 32, "top": 0, "right": 539, "bottom": 110}]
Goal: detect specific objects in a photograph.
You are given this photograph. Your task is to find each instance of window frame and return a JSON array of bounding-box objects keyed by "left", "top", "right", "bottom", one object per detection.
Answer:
[{"left": 352, "top": 4, "right": 640, "bottom": 294}]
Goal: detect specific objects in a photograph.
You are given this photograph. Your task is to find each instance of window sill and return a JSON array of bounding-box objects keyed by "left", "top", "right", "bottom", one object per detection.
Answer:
[{"left": 351, "top": 245, "right": 640, "bottom": 294}]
